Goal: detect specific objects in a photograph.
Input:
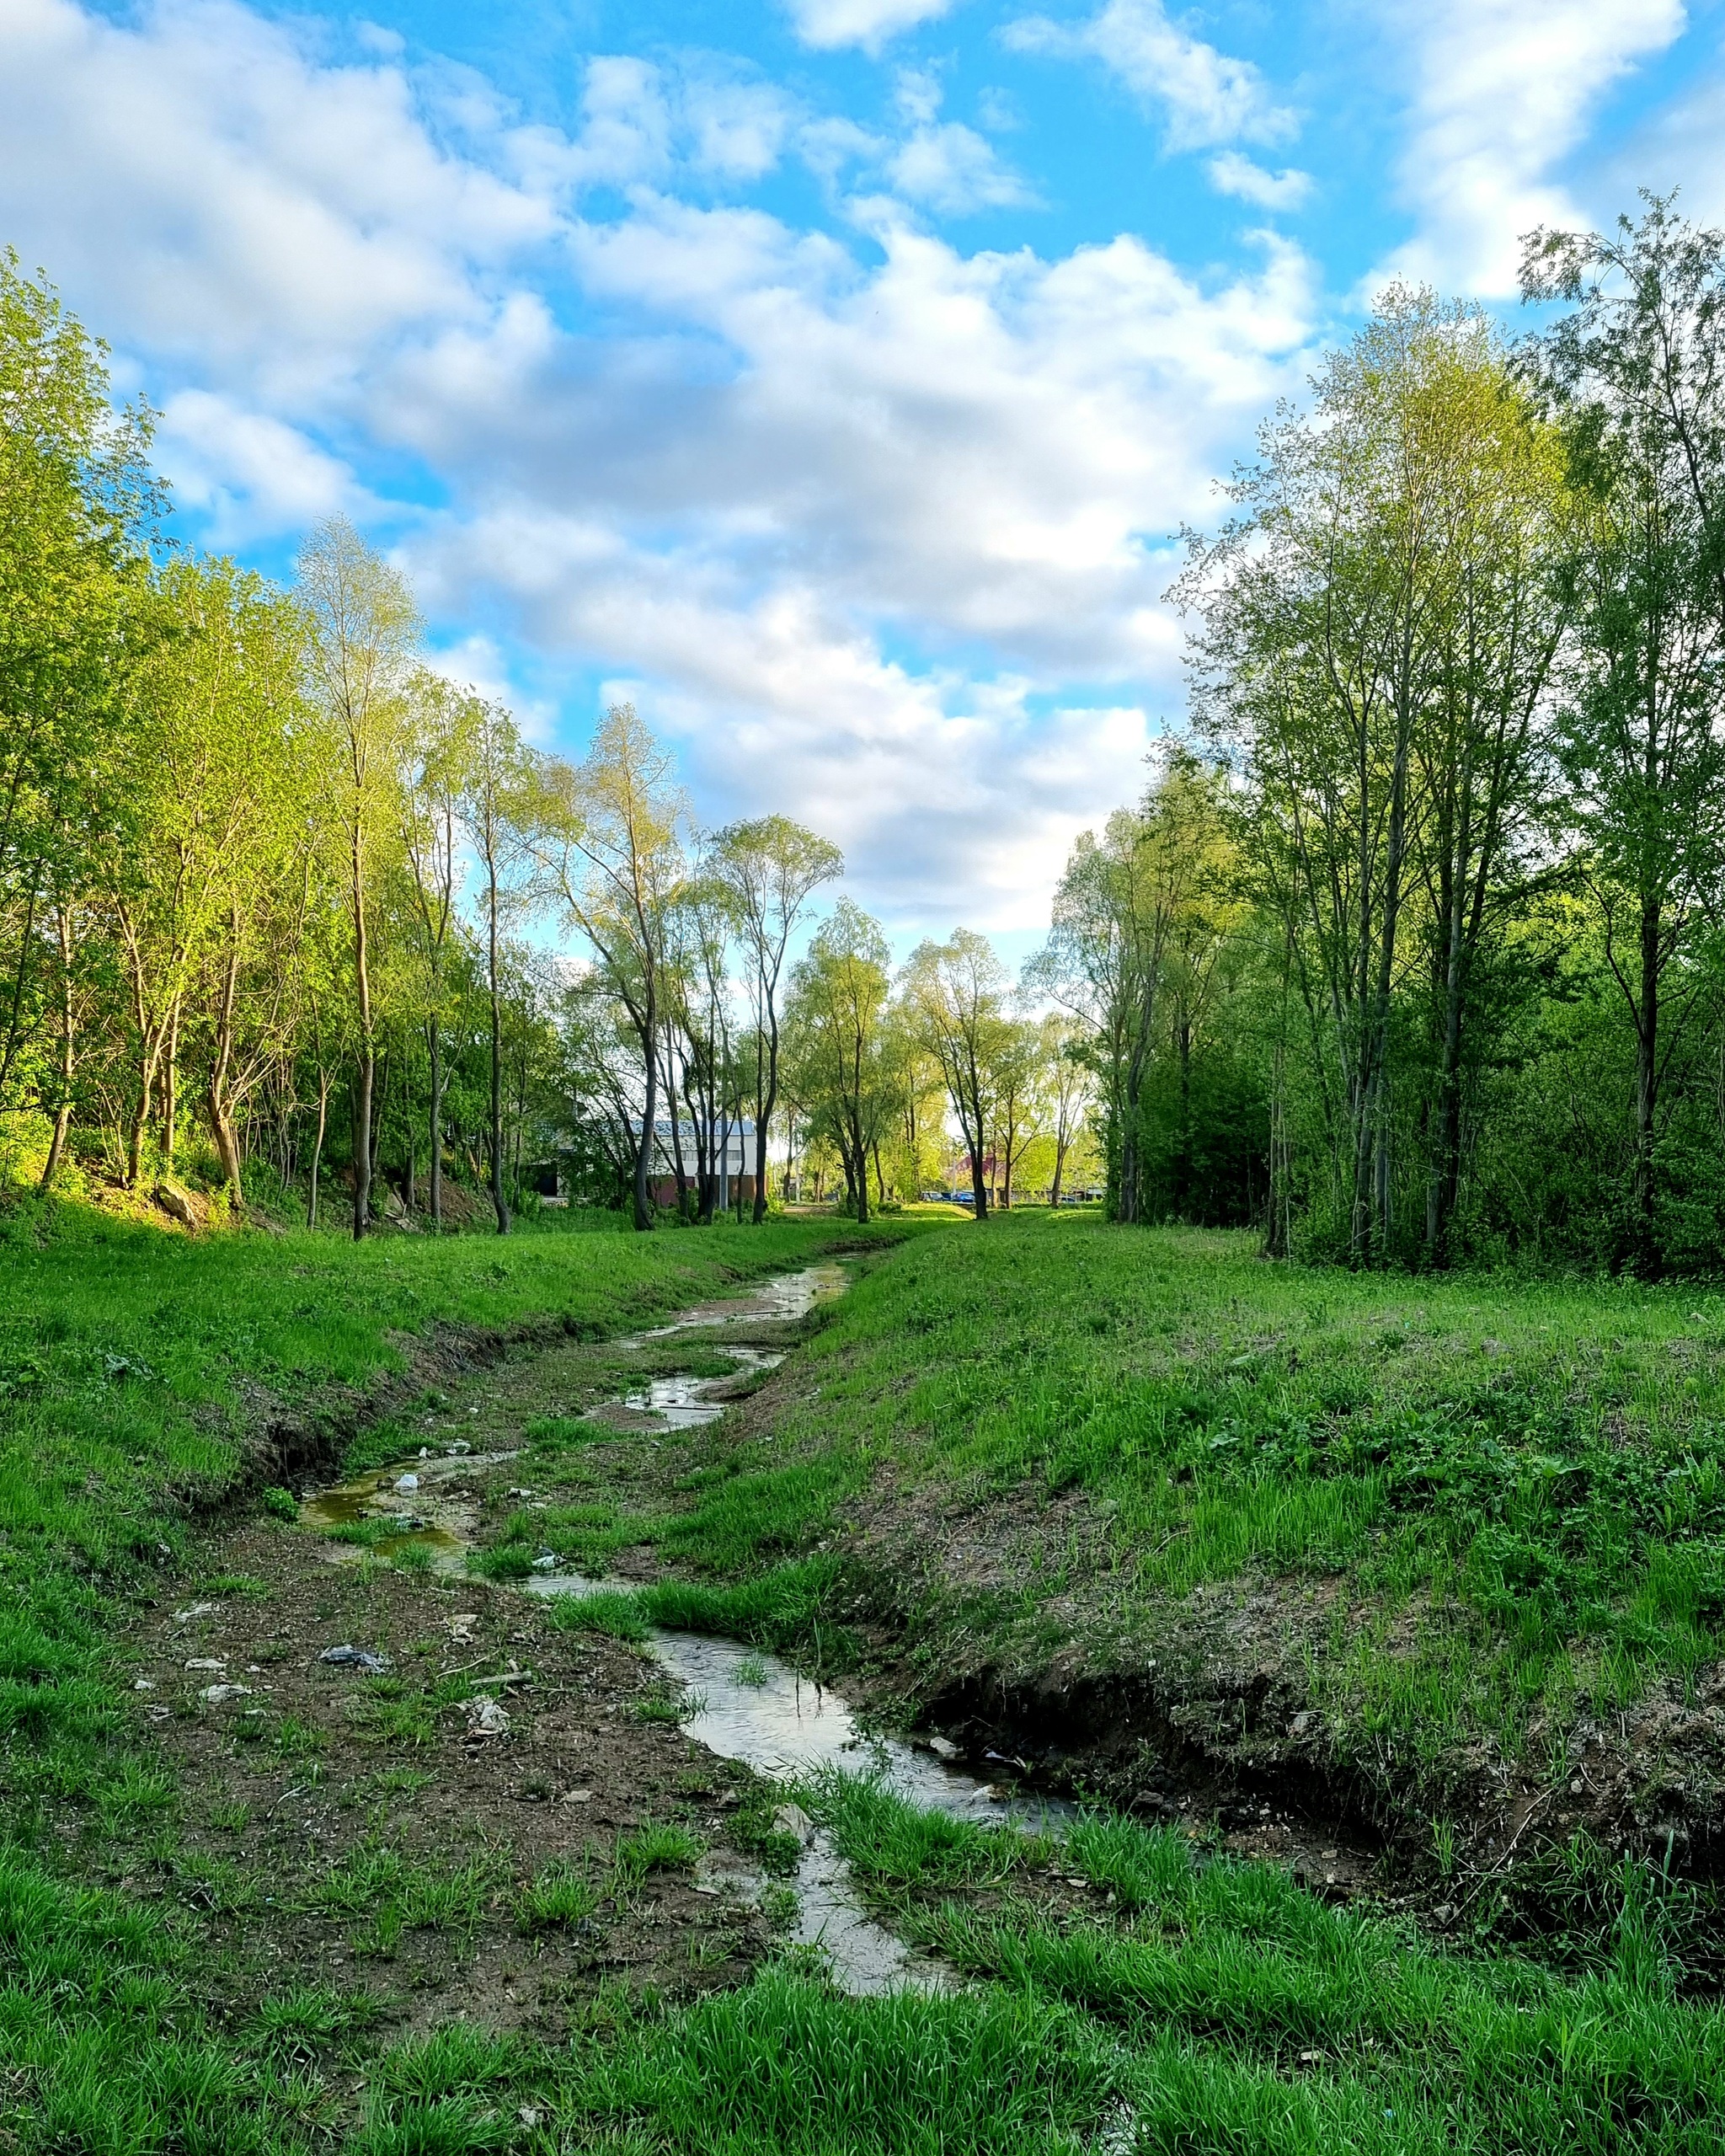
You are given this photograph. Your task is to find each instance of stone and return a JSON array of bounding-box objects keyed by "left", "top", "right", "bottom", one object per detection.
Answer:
[
  {"left": 462, "top": 1695, "right": 510, "bottom": 1737},
  {"left": 199, "top": 1683, "right": 253, "bottom": 1704},
  {"left": 153, "top": 1180, "right": 197, "bottom": 1228},
  {"left": 771, "top": 1802, "right": 814, "bottom": 1843}
]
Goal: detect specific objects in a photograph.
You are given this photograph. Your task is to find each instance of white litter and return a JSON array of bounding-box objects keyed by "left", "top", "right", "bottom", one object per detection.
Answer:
[
  {"left": 394, "top": 1473, "right": 419, "bottom": 1493},
  {"left": 199, "top": 1683, "right": 253, "bottom": 1704},
  {"left": 462, "top": 1694, "right": 510, "bottom": 1737}
]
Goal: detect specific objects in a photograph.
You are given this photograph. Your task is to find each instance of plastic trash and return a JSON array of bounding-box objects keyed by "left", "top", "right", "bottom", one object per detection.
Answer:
[{"left": 319, "top": 1645, "right": 391, "bottom": 1673}]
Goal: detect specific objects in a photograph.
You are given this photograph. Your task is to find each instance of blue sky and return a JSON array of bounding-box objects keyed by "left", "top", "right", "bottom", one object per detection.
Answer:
[{"left": 3, "top": 0, "right": 1722, "bottom": 956}]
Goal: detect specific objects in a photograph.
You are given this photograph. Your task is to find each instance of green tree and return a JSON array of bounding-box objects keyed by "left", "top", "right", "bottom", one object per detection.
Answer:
[
  {"left": 536, "top": 705, "right": 686, "bottom": 1232},
  {"left": 902, "top": 928, "right": 1010, "bottom": 1219},
  {"left": 711, "top": 816, "right": 843, "bottom": 1222},
  {"left": 785, "top": 900, "right": 895, "bottom": 1224},
  {"left": 1523, "top": 196, "right": 1725, "bottom": 1273},
  {"left": 296, "top": 517, "right": 419, "bottom": 1238}
]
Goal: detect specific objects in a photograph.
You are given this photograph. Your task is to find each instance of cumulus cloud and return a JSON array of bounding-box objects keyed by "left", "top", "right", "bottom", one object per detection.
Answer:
[
  {"left": 0, "top": 0, "right": 1316, "bottom": 932},
  {"left": 155, "top": 390, "right": 360, "bottom": 539},
  {"left": 784, "top": 0, "right": 963, "bottom": 55},
  {"left": 1004, "top": 0, "right": 1295, "bottom": 152},
  {"left": 1372, "top": 0, "right": 1685, "bottom": 297},
  {"left": 1207, "top": 151, "right": 1311, "bottom": 211},
  {"left": 0, "top": 0, "right": 553, "bottom": 397}
]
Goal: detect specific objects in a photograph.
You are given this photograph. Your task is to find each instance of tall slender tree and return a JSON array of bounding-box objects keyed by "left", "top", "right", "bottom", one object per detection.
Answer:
[{"left": 296, "top": 518, "right": 419, "bottom": 1238}]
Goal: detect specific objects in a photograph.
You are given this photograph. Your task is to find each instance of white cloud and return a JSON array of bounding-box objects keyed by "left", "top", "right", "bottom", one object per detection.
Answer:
[
  {"left": 0, "top": 0, "right": 553, "bottom": 399},
  {"left": 1373, "top": 0, "right": 1685, "bottom": 297},
  {"left": 1207, "top": 151, "right": 1311, "bottom": 211},
  {"left": 1005, "top": 0, "right": 1295, "bottom": 152},
  {"left": 684, "top": 74, "right": 793, "bottom": 182},
  {"left": 386, "top": 206, "right": 1311, "bottom": 923},
  {"left": 155, "top": 390, "right": 360, "bottom": 538},
  {"left": 887, "top": 122, "right": 1033, "bottom": 212},
  {"left": 0, "top": 0, "right": 1316, "bottom": 932},
  {"left": 1606, "top": 58, "right": 1725, "bottom": 227},
  {"left": 784, "top": 0, "right": 962, "bottom": 55}
]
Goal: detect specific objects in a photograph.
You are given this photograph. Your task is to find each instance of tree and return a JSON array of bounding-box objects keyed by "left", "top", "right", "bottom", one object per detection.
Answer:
[
  {"left": 1033, "top": 1013, "right": 1092, "bottom": 1205},
  {"left": 460, "top": 697, "right": 537, "bottom": 1235},
  {"left": 399, "top": 671, "right": 477, "bottom": 1231},
  {"left": 536, "top": 706, "right": 686, "bottom": 1232},
  {"left": 0, "top": 253, "right": 154, "bottom": 1131},
  {"left": 1033, "top": 767, "right": 1202, "bottom": 1225},
  {"left": 1183, "top": 291, "right": 1572, "bottom": 1261},
  {"left": 1523, "top": 196, "right": 1725, "bottom": 1272},
  {"left": 105, "top": 557, "right": 311, "bottom": 1197},
  {"left": 785, "top": 901, "right": 895, "bottom": 1223},
  {"left": 296, "top": 517, "right": 419, "bottom": 1238},
  {"left": 902, "top": 929, "right": 1010, "bottom": 1219},
  {"left": 712, "top": 817, "right": 843, "bottom": 1223}
]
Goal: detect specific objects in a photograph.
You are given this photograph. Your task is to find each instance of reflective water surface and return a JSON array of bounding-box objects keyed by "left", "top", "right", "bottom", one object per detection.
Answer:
[{"left": 302, "top": 1261, "right": 1055, "bottom": 1992}]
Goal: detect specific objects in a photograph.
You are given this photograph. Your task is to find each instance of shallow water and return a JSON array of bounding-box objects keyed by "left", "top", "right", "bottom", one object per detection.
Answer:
[{"left": 300, "top": 1260, "right": 1048, "bottom": 1993}]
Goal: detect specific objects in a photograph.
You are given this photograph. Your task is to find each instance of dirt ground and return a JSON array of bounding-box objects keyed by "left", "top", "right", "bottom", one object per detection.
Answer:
[{"left": 111, "top": 1522, "right": 793, "bottom": 2049}]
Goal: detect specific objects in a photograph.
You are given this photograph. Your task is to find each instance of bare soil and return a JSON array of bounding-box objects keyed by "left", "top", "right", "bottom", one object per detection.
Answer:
[{"left": 109, "top": 1524, "right": 782, "bottom": 2047}]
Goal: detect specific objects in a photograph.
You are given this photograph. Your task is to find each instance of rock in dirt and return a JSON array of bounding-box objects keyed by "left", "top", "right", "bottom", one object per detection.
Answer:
[
  {"left": 462, "top": 1695, "right": 510, "bottom": 1737},
  {"left": 319, "top": 1645, "right": 391, "bottom": 1673},
  {"left": 772, "top": 1802, "right": 814, "bottom": 1844},
  {"left": 174, "top": 1602, "right": 219, "bottom": 1623},
  {"left": 153, "top": 1180, "right": 197, "bottom": 1228},
  {"left": 448, "top": 1614, "right": 478, "bottom": 1641},
  {"left": 199, "top": 1683, "right": 253, "bottom": 1704}
]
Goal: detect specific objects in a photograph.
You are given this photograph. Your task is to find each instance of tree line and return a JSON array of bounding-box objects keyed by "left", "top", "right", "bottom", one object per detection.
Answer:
[
  {"left": 1045, "top": 196, "right": 1725, "bottom": 1275},
  {"left": 0, "top": 250, "right": 1097, "bottom": 1235}
]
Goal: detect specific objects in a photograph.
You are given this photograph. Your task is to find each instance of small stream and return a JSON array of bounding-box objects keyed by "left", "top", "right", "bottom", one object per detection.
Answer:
[{"left": 301, "top": 1263, "right": 1055, "bottom": 1994}]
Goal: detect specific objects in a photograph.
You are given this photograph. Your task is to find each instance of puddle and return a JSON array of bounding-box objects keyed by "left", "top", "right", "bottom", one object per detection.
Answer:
[
  {"left": 301, "top": 1450, "right": 516, "bottom": 1570},
  {"left": 618, "top": 1346, "right": 784, "bottom": 1430},
  {"left": 633, "top": 1263, "right": 847, "bottom": 1337},
  {"left": 300, "top": 1260, "right": 1051, "bottom": 1994}
]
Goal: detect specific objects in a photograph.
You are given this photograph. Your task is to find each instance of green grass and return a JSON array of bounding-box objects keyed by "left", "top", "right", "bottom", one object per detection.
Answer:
[
  {"left": 0, "top": 1198, "right": 926, "bottom": 2148},
  {"left": 782, "top": 1774, "right": 1725, "bottom": 2155},
  {"left": 16, "top": 1195, "right": 1725, "bottom": 2147},
  {"left": 631, "top": 1212, "right": 1725, "bottom": 1822}
]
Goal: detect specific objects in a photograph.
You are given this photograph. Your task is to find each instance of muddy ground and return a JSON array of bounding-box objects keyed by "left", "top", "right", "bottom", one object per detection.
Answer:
[
  {"left": 93, "top": 1249, "right": 1714, "bottom": 2054},
  {"left": 114, "top": 1535, "right": 791, "bottom": 2048}
]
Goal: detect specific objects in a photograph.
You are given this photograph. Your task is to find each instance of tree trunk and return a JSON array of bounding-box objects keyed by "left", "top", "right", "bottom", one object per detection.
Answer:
[
  {"left": 40, "top": 907, "right": 76, "bottom": 1191},
  {"left": 352, "top": 826, "right": 373, "bottom": 1240},
  {"left": 161, "top": 998, "right": 182, "bottom": 1167},
  {"left": 307, "top": 1069, "right": 329, "bottom": 1229},
  {"left": 488, "top": 875, "right": 510, "bottom": 1236},
  {"left": 428, "top": 1020, "right": 443, "bottom": 1229},
  {"left": 754, "top": 1008, "right": 777, "bottom": 1223},
  {"left": 1632, "top": 894, "right": 1661, "bottom": 1276},
  {"left": 632, "top": 994, "right": 657, "bottom": 1232}
]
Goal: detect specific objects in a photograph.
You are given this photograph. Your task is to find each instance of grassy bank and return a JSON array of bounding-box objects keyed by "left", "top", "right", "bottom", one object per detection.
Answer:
[
  {"left": 562, "top": 1212, "right": 1725, "bottom": 1906},
  {"left": 13, "top": 1199, "right": 1725, "bottom": 2148}
]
